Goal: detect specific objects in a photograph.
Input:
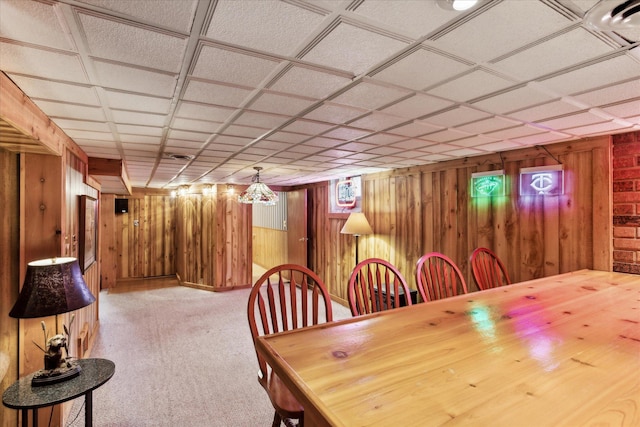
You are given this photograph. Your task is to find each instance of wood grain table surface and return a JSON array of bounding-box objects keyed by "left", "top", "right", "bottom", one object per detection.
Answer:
[{"left": 256, "top": 270, "right": 640, "bottom": 427}]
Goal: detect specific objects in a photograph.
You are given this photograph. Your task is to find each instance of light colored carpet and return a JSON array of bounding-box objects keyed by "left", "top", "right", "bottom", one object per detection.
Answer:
[{"left": 67, "top": 280, "right": 352, "bottom": 427}]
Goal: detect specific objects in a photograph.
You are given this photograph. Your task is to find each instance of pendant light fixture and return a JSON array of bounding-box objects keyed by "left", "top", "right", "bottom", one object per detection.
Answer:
[{"left": 238, "top": 166, "right": 278, "bottom": 205}]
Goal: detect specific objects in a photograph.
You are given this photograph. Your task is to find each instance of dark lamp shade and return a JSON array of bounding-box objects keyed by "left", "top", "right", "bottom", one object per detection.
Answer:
[{"left": 9, "top": 257, "right": 96, "bottom": 318}]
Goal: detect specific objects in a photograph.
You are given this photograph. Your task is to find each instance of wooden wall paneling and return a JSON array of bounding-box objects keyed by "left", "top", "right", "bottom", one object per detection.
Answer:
[
  {"left": 0, "top": 149, "right": 19, "bottom": 427},
  {"left": 202, "top": 192, "right": 216, "bottom": 286},
  {"left": 392, "top": 174, "right": 422, "bottom": 285},
  {"left": 592, "top": 144, "right": 612, "bottom": 270},
  {"left": 252, "top": 227, "right": 287, "bottom": 269},
  {"left": 101, "top": 194, "right": 117, "bottom": 288},
  {"left": 519, "top": 157, "right": 546, "bottom": 281},
  {"left": 441, "top": 169, "right": 458, "bottom": 261},
  {"left": 455, "top": 167, "right": 470, "bottom": 279},
  {"left": 420, "top": 172, "right": 434, "bottom": 256}
]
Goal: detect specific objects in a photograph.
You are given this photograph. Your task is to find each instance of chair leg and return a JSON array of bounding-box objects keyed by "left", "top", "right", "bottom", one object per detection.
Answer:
[{"left": 272, "top": 411, "right": 282, "bottom": 427}]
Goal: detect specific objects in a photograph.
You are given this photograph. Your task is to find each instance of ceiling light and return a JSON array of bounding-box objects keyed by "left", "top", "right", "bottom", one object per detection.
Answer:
[
  {"left": 584, "top": 0, "right": 640, "bottom": 33},
  {"left": 437, "top": 0, "right": 479, "bottom": 11},
  {"left": 238, "top": 167, "right": 278, "bottom": 205}
]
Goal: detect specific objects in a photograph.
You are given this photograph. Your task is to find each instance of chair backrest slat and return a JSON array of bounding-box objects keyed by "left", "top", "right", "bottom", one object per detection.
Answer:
[
  {"left": 348, "top": 258, "right": 412, "bottom": 316},
  {"left": 416, "top": 252, "right": 468, "bottom": 302},
  {"left": 470, "top": 247, "right": 511, "bottom": 290},
  {"left": 248, "top": 264, "right": 333, "bottom": 378}
]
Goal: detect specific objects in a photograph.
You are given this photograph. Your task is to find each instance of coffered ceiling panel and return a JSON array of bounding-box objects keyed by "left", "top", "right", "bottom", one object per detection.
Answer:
[{"left": 0, "top": 0, "right": 638, "bottom": 191}]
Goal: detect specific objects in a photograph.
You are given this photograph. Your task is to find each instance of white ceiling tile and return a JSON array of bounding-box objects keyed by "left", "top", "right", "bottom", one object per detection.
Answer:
[
  {"left": 492, "top": 28, "right": 615, "bottom": 80},
  {"left": 282, "top": 119, "right": 334, "bottom": 135},
  {"left": 536, "top": 111, "right": 607, "bottom": 130},
  {"left": 472, "top": 85, "right": 555, "bottom": 114},
  {"left": 433, "top": 1, "right": 571, "bottom": 62},
  {"left": 304, "top": 103, "right": 368, "bottom": 124},
  {"left": 539, "top": 55, "right": 640, "bottom": 96},
  {"left": 423, "top": 128, "right": 472, "bottom": 143},
  {"left": 52, "top": 118, "right": 111, "bottom": 133},
  {"left": 442, "top": 147, "right": 484, "bottom": 157},
  {"left": 79, "top": 13, "right": 187, "bottom": 73},
  {"left": 387, "top": 121, "right": 442, "bottom": 137},
  {"left": 302, "top": 21, "right": 408, "bottom": 75},
  {"left": 572, "top": 79, "right": 640, "bottom": 107},
  {"left": 373, "top": 47, "right": 471, "bottom": 90},
  {"left": 116, "top": 124, "right": 162, "bottom": 136},
  {"left": 120, "top": 134, "right": 161, "bottom": 144},
  {"left": 455, "top": 116, "right": 520, "bottom": 134},
  {"left": 9, "top": 76, "right": 99, "bottom": 105},
  {"left": 111, "top": 110, "right": 166, "bottom": 127},
  {"left": 249, "top": 92, "right": 317, "bottom": 116},
  {"left": 0, "top": 0, "right": 73, "bottom": 50},
  {"left": 601, "top": 101, "right": 640, "bottom": 118},
  {"left": 357, "top": 133, "right": 405, "bottom": 145},
  {"left": 34, "top": 100, "right": 106, "bottom": 121},
  {"left": 331, "top": 81, "right": 411, "bottom": 110},
  {"left": 472, "top": 140, "right": 524, "bottom": 152},
  {"left": 486, "top": 125, "right": 542, "bottom": 139},
  {"left": 168, "top": 129, "right": 210, "bottom": 142},
  {"left": 512, "top": 131, "right": 572, "bottom": 145},
  {"left": 223, "top": 125, "right": 268, "bottom": 139},
  {"left": 381, "top": 93, "right": 454, "bottom": 119},
  {"left": 348, "top": 112, "right": 407, "bottom": 131},
  {"left": 1, "top": 44, "right": 88, "bottom": 82},
  {"left": 421, "top": 106, "right": 491, "bottom": 127},
  {"left": 64, "top": 130, "right": 112, "bottom": 140},
  {"left": 183, "top": 80, "right": 253, "bottom": 108},
  {"left": 234, "top": 111, "right": 289, "bottom": 129},
  {"left": 104, "top": 90, "right": 171, "bottom": 114},
  {"left": 75, "top": 0, "right": 198, "bottom": 33},
  {"left": 205, "top": 0, "right": 326, "bottom": 56},
  {"left": 391, "top": 139, "right": 436, "bottom": 150},
  {"left": 563, "top": 121, "right": 633, "bottom": 136},
  {"left": 338, "top": 141, "right": 377, "bottom": 151},
  {"left": 323, "top": 126, "right": 371, "bottom": 141},
  {"left": 94, "top": 61, "right": 177, "bottom": 97},
  {"left": 353, "top": 0, "right": 457, "bottom": 39},
  {"left": 428, "top": 69, "right": 516, "bottom": 102},
  {"left": 451, "top": 135, "right": 501, "bottom": 148},
  {"left": 421, "top": 143, "right": 462, "bottom": 154},
  {"left": 192, "top": 45, "right": 281, "bottom": 87},
  {"left": 269, "top": 65, "right": 351, "bottom": 99},
  {"left": 172, "top": 118, "right": 222, "bottom": 133},
  {"left": 176, "top": 102, "right": 235, "bottom": 122},
  {"left": 509, "top": 100, "right": 583, "bottom": 122}
]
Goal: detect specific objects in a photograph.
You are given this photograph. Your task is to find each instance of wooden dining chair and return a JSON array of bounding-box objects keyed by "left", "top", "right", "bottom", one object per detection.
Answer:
[
  {"left": 348, "top": 258, "right": 413, "bottom": 316},
  {"left": 415, "top": 252, "right": 468, "bottom": 302},
  {"left": 470, "top": 247, "right": 511, "bottom": 290},
  {"left": 247, "top": 264, "right": 333, "bottom": 427}
]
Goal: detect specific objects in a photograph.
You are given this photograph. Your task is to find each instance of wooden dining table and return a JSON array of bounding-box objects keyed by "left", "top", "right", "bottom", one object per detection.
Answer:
[{"left": 255, "top": 269, "right": 640, "bottom": 426}]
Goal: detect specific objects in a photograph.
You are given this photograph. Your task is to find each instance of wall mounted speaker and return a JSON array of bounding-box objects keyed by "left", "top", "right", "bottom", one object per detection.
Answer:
[{"left": 115, "top": 198, "right": 128, "bottom": 214}]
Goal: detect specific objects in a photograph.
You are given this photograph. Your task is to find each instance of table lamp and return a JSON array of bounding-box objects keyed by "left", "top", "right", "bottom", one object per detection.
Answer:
[
  {"left": 9, "top": 257, "right": 96, "bottom": 386},
  {"left": 340, "top": 212, "right": 373, "bottom": 266}
]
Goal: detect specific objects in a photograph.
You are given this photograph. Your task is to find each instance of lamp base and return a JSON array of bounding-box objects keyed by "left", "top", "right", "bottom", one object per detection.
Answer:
[{"left": 31, "top": 361, "right": 81, "bottom": 386}]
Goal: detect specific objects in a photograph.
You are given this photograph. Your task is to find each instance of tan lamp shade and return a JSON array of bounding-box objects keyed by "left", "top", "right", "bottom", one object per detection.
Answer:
[{"left": 340, "top": 212, "right": 373, "bottom": 236}]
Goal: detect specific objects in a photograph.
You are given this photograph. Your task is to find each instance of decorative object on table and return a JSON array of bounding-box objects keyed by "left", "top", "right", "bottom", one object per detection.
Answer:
[
  {"left": 340, "top": 212, "right": 373, "bottom": 266},
  {"left": 238, "top": 166, "right": 278, "bottom": 205},
  {"left": 9, "top": 257, "right": 96, "bottom": 386}
]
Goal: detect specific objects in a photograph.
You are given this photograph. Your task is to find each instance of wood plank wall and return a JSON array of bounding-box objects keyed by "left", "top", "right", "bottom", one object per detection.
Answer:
[
  {"left": 0, "top": 149, "right": 19, "bottom": 427},
  {"left": 252, "top": 226, "right": 288, "bottom": 269},
  {"left": 113, "top": 192, "right": 176, "bottom": 280},
  {"left": 175, "top": 187, "right": 252, "bottom": 290},
  {"left": 308, "top": 138, "right": 612, "bottom": 304}
]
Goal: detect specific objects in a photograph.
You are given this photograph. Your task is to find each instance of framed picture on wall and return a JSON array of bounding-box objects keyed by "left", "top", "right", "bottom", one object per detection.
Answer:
[{"left": 79, "top": 195, "right": 97, "bottom": 272}]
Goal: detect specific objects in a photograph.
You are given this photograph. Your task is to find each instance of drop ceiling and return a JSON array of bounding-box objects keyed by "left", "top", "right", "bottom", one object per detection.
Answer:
[{"left": 0, "top": 0, "right": 638, "bottom": 191}]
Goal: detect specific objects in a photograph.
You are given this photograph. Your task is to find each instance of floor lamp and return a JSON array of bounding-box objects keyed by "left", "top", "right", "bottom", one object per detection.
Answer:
[{"left": 340, "top": 212, "right": 373, "bottom": 267}]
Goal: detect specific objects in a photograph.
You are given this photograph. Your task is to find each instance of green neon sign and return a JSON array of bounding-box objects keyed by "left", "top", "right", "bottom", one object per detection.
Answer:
[{"left": 471, "top": 171, "right": 505, "bottom": 198}]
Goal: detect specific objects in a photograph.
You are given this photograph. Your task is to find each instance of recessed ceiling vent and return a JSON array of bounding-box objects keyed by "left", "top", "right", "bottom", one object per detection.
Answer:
[
  {"left": 584, "top": 0, "right": 640, "bottom": 35},
  {"left": 166, "top": 153, "right": 194, "bottom": 161}
]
